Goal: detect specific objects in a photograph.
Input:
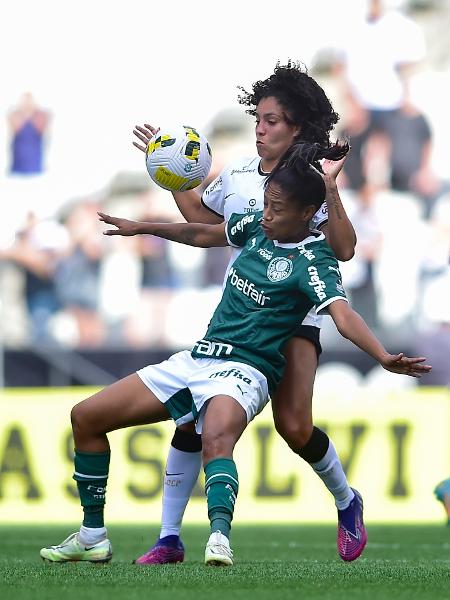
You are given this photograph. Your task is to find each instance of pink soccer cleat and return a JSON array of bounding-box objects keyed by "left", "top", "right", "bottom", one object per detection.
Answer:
[
  {"left": 133, "top": 535, "right": 185, "bottom": 565},
  {"left": 337, "top": 488, "right": 367, "bottom": 561}
]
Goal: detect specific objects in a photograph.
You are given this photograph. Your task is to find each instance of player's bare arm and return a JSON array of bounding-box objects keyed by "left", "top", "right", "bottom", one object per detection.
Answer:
[
  {"left": 133, "top": 123, "right": 221, "bottom": 225},
  {"left": 98, "top": 212, "right": 227, "bottom": 248},
  {"left": 320, "top": 155, "right": 357, "bottom": 262},
  {"left": 327, "top": 300, "right": 432, "bottom": 378}
]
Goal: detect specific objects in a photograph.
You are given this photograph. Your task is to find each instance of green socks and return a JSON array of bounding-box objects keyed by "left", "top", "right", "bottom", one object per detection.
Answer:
[
  {"left": 73, "top": 450, "right": 110, "bottom": 528},
  {"left": 204, "top": 457, "right": 239, "bottom": 538}
]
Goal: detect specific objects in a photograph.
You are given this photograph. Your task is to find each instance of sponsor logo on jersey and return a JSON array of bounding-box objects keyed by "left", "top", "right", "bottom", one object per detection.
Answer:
[
  {"left": 267, "top": 257, "right": 293, "bottom": 282},
  {"left": 193, "top": 339, "right": 233, "bottom": 357},
  {"left": 298, "top": 246, "right": 315, "bottom": 261},
  {"left": 204, "top": 176, "right": 222, "bottom": 196},
  {"left": 230, "top": 214, "right": 256, "bottom": 236},
  {"left": 328, "top": 265, "right": 344, "bottom": 293},
  {"left": 258, "top": 248, "right": 273, "bottom": 260},
  {"left": 228, "top": 267, "right": 271, "bottom": 306},
  {"left": 249, "top": 198, "right": 257, "bottom": 207},
  {"left": 249, "top": 237, "right": 257, "bottom": 250},
  {"left": 209, "top": 367, "right": 252, "bottom": 385},
  {"left": 230, "top": 167, "right": 257, "bottom": 175},
  {"left": 307, "top": 265, "right": 326, "bottom": 301}
]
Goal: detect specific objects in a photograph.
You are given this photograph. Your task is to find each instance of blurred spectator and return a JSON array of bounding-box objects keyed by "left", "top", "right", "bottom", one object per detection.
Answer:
[
  {"left": 338, "top": 190, "right": 382, "bottom": 328},
  {"left": 386, "top": 89, "right": 443, "bottom": 218},
  {"left": 8, "top": 92, "right": 51, "bottom": 176},
  {"left": 53, "top": 201, "right": 106, "bottom": 347},
  {"left": 415, "top": 269, "right": 450, "bottom": 386},
  {"left": 0, "top": 213, "right": 69, "bottom": 344},
  {"left": 331, "top": 0, "right": 426, "bottom": 196}
]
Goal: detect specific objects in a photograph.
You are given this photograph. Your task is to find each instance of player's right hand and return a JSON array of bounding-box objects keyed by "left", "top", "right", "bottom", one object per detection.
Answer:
[
  {"left": 98, "top": 212, "right": 141, "bottom": 236},
  {"left": 133, "top": 123, "right": 160, "bottom": 153}
]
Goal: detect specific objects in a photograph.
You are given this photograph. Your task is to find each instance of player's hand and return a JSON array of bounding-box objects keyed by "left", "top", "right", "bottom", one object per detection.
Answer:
[
  {"left": 133, "top": 123, "right": 160, "bottom": 153},
  {"left": 322, "top": 155, "right": 347, "bottom": 181},
  {"left": 98, "top": 212, "right": 141, "bottom": 236},
  {"left": 380, "top": 353, "right": 432, "bottom": 378}
]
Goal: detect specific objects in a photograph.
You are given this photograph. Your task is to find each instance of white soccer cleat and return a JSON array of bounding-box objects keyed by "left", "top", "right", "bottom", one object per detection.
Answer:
[
  {"left": 40, "top": 532, "right": 112, "bottom": 563},
  {"left": 204, "top": 531, "right": 233, "bottom": 566}
]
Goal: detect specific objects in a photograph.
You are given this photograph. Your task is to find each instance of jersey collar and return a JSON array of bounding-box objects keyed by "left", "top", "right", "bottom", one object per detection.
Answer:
[
  {"left": 258, "top": 160, "right": 271, "bottom": 177},
  {"left": 273, "top": 229, "right": 325, "bottom": 249}
]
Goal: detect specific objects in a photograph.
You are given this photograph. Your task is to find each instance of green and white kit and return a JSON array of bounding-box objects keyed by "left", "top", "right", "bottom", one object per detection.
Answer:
[{"left": 138, "top": 211, "right": 347, "bottom": 429}]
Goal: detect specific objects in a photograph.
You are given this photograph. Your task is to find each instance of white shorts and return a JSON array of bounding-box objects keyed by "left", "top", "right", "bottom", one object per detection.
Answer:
[{"left": 137, "top": 350, "right": 269, "bottom": 433}]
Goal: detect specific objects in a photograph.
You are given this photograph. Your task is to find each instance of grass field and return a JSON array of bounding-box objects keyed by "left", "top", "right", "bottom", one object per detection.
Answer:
[{"left": 1, "top": 524, "right": 449, "bottom": 600}]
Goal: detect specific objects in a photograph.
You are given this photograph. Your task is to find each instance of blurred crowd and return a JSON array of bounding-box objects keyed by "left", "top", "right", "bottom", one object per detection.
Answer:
[{"left": 1, "top": 0, "right": 450, "bottom": 387}]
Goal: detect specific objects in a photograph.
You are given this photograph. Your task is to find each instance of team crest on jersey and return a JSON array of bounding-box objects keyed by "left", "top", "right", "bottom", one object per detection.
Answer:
[{"left": 267, "top": 257, "right": 293, "bottom": 282}]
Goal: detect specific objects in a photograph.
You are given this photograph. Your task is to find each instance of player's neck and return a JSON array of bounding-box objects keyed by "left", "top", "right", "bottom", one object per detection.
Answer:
[
  {"left": 276, "top": 226, "right": 312, "bottom": 244},
  {"left": 259, "top": 158, "right": 277, "bottom": 175}
]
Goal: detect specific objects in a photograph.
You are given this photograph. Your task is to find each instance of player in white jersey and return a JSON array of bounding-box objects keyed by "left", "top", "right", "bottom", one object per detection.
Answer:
[
  {"left": 39, "top": 141, "right": 431, "bottom": 566},
  {"left": 132, "top": 61, "right": 364, "bottom": 564}
]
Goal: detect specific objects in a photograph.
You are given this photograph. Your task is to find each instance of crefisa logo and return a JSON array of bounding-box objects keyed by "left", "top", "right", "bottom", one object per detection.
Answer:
[{"left": 267, "top": 257, "right": 293, "bottom": 282}]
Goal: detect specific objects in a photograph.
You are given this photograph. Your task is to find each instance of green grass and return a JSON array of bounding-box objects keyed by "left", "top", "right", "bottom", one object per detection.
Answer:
[{"left": 1, "top": 525, "right": 449, "bottom": 600}]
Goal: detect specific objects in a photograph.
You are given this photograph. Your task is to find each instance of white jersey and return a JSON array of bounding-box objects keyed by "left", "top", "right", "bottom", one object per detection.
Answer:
[{"left": 201, "top": 156, "right": 328, "bottom": 328}]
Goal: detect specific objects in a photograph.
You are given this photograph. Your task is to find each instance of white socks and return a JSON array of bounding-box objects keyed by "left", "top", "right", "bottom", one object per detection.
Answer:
[
  {"left": 79, "top": 525, "right": 107, "bottom": 546},
  {"left": 310, "top": 440, "right": 355, "bottom": 510},
  {"left": 160, "top": 445, "right": 202, "bottom": 538}
]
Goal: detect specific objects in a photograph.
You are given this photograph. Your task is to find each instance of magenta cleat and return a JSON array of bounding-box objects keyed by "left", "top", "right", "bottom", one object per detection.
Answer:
[
  {"left": 133, "top": 535, "right": 185, "bottom": 565},
  {"left": 337, "top": 488, "right": 367, "bottom": 562}
]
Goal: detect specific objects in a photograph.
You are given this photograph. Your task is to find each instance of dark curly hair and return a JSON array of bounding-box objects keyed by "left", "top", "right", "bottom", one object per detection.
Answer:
[
  {"left": 237, "top": 59, "right": 339, "bottom": 147},
  {"left": 265, "top": 140, "right": 350, "bottom": 209}
]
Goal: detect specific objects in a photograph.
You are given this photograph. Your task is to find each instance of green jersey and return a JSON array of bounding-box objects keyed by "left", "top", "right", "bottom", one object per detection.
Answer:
[{"left": 191, "top": 211, "right": 348, "bottom": 393}]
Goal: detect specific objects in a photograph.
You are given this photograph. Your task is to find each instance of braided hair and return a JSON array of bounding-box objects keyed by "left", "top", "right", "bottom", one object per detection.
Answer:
[{"left": 238, "top": 59, "right": 339, "bottom": 147}]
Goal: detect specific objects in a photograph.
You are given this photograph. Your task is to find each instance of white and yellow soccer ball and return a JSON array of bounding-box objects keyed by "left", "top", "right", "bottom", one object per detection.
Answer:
[{"left": 145, "top": 125, "right": 212, "bottom": 192}]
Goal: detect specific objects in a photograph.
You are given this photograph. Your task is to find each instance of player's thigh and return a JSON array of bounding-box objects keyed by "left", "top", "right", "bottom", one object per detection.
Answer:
[
  {"left": 202, "top": 395, "right": 248, "bottom": 459},
  {"left": 72, "top": 373, "right": 170, "bottom": 434},
  {"left": 272, "top": 335, "right": 318, "bottom": 428}
]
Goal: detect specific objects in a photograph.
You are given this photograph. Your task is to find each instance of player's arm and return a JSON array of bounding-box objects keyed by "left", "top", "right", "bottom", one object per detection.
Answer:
[
  {"left": 98, "top": 212, "right": 228, "bottom": 248},
  {"left": 327, "top": 299, "right": 431, "bottom": 378},
  {"left": 319, "top": 156, "right": 356, "bottom": 262},
  {"left": 133, "top": 123, "right": 222, "bottom": 225},
  {"left": 171, "top": 190, "right": 223, "bottom": 224}
]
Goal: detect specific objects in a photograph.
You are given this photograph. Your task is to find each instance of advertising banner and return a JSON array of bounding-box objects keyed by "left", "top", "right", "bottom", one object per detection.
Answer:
[{"left": 1, "top": 387, "right": 449, "bottom": 523}]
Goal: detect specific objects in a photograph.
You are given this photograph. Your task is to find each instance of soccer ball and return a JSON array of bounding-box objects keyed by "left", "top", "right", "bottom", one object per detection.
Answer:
[{"left": 145, "top": 125, "right": 212, "bottom": 192}]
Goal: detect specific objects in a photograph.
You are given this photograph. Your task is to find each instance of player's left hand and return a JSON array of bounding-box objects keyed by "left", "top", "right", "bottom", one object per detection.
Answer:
[
  {"left": 380, "top": 353, "right": 432, "bottom": 378},
  {"left": 322, "top": 154, "right": 347, "bottom": 182},
  {"left": 98, "top": 212, "right": 141, "bottom": 236},
  {"left": 133, "top": 123, "right": 159, "bottom": 153}
]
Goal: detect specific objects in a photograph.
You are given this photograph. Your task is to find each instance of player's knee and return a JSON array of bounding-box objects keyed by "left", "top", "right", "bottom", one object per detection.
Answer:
[
  {"left": 274, "top": 414, "right": 313, "bottom": 450},
  {"left": 71, "top": 402, "right": 96, "bottom": 437},
  {"left": 202, "top": 431, "right": 234, "bottom": 464}
]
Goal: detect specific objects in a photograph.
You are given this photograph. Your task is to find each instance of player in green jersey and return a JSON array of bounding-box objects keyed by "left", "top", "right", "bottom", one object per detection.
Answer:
[{"left": 40, "top": 141, "right": 431, "bottom": 567}]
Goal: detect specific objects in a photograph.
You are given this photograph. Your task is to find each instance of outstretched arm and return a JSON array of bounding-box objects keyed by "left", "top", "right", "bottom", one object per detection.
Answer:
[
  {"left": 133, "top": 123, "right": 221, "bottom": 225},
  {"left": 98, "top": 212, "right": 228, "bottom": 248},
  {"left": 320, "top": 156, "right": 357, "bottom": 262},
  {"left": 327, "top": 300, "right": 432, "bottom": 378}
]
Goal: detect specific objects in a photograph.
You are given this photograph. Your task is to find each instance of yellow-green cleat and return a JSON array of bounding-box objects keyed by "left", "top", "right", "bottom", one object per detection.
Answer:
[{"left": 40, "top": 532, "right": 112, "bottom": 563}]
